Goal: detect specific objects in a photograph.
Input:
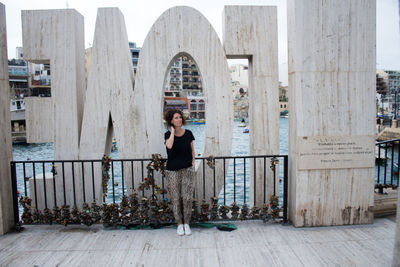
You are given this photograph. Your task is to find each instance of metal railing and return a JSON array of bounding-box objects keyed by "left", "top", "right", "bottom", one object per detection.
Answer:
[
  {"left": 375, "top": 139, "right": 400, "bottom": 193},
  {"left": 10, "top": 155, "right": 288, "bottom": 226}
]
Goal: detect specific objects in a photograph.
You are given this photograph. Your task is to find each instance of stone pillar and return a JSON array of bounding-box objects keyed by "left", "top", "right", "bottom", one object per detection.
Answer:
[
  {"left": 0, "top": 3, "right": 14, "bottom": 234},
  {"left": 223, "top": 6, "right": 279, "bottom": 206},
  {"left": 288, "top": 0, "right": 376, "bottom": 226},
  {"left": 392, "top": 189, "right": 400, "bottom": 266},
  {"left": 392, "top": 119, "right": 397, "bottom": 128},
  {"left": 79, "top": 8, "right": 135, "bottom": 203}
]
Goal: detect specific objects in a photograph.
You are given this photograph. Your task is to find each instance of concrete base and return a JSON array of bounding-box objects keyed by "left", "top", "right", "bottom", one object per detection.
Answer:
[
  {"left": 374, "top": 189, "right": 398, "bottom": 217},
  {"left": 377, "top": 127, "right": 400, "bottom": 141}
]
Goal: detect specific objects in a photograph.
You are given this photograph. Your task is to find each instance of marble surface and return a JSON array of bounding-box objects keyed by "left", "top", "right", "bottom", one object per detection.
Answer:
[
  {"left": 133, "top": 6, "right": 233, "bottom": 202},
  {"left": 22, "top": 9, "right": 86, "bottom": 208},
  {"left": 25, "top": 98, "right": 53, "bottom": 143},
  {"left": 22, "top": 9, "right": 85, "bottom": 160},
  {"left": 0, "top": 218, "right": 395, "bottom": 266},
  {"left": 78, "top": 8, "right": 135, "bottom": 205},
  {"left": 223, "top": 6, "right": 280, "bottom": 207},
  {"left": 287, "top": 0, "right": 376, "bottom": 226},
  {"left": 0, "top": 3, "right": 14, "bottom": 234}
]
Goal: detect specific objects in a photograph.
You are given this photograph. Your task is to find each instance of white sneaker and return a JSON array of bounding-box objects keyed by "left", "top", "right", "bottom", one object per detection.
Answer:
[
  {"left": 177, "top": 224, "right": 184, "bottom": 236},
  {"left": 184, "top": 224, "right": 192, "bottom": 236}
]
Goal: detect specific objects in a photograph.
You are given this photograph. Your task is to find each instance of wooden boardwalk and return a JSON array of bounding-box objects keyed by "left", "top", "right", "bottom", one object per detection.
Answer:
[{"left": 0, "top": 218, "right": 396, "bottom": 266}]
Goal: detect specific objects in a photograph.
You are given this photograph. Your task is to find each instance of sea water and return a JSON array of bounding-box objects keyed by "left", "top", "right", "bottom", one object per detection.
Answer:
[{"left": 13, "top": 118, "right": 289, "bottom": 206}]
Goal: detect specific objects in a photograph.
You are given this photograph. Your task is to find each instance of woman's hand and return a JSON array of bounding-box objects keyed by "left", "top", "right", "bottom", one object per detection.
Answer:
[{"left": 165, "top": 126, "right": 175, "bottom": 149}]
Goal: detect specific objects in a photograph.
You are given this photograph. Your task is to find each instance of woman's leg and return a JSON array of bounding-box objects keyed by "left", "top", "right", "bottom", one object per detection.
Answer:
[
  {"left": 165, "top": 170, "right": 183, "bottom": 224},
  {"left": 181, "top": 166, "right": 195, "bottom": 224}
]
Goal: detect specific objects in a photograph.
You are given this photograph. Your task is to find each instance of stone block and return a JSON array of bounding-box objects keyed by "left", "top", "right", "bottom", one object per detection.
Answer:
[
  {"left": 78, "top": 8, "right": 135, "bottom": 204},
  {"left": 25, "top": 97, "right": 53, "bottom": 143},
  {"left": 0, "top": 3, "right": 14, "bottom": 234},
  {"left": 223, "top": 6, "right": 279, "bottom": 206},
  {"left": 22, "top": 9, "right": 85, "bottom": 159},
  {"left": 288, "top": 0, "right": 376, "bottom": 226}
]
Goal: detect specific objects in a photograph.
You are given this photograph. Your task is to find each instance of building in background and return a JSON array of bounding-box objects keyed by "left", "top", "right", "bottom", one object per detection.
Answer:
[
  {"left": 29, "top": 62, "right": 51, "bottom": 97},
  {"left": 8, "top": 59, "right": 29, "bottom": 99},
  {"left": 230, "top": 64, "right": 249, "bottom": 119},
  {"left": 230, "top": 64, "right": 248, "bottom": 87},
  {"left": 233, "top": 86, "right": 249, "bottom": 119},
  {"left": 9, "top": 48, "right": 29, "bottom": 143},
  {"left": 9, "top": 47, "right": 52, "bottom": 143},
  {"left": 129, "top": 42, "right": 141, "bottom": 74},
  {"left": 164, "top": 57, "right": 182, "bottom": 97},
  {"left": 163, "top": 55, "right": 205, "bottom": 120},
  {"left": 279, "top": 82, "right": 288, "bottom": 115},
  {"left": 378, "top": 69, "right": 400, "bottom": 117}
]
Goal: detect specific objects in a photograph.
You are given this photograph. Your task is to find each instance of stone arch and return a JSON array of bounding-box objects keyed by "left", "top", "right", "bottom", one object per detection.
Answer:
[{"left": 131, "top": 6, "right": 233, "bottom": 201}]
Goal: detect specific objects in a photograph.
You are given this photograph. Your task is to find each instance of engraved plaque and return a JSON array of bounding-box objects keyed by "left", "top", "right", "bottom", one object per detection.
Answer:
[{"left": 297, "top": 135, "right": 375, "bottom": 170}]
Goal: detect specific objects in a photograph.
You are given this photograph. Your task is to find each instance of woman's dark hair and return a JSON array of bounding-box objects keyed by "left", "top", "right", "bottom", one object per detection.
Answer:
[{"left": 164, "top": 109, "right": 186, "bottom": 128}]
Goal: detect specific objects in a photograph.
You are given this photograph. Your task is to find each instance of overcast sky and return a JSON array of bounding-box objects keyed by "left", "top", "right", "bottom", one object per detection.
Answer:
[{"left": 2, "top": 0, "right": 400, "bottom": 85}]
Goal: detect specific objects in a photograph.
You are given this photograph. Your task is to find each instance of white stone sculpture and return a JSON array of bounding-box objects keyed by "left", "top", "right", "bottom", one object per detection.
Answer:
[
  {"left": 22, "top": 9, "right": 85, "bottom": 159},
  {"left": 132, "top": 6, "right": 233, "bottom": 202},
  {"left": 78, "top": 8, "right": 135, "bottom": 205},
  {"left": 223, "top": 6, "right": 279, "bottom": 206},
  {"left": 287, "top": 0, "right": 376, "bottom": 226},
  {"left": 22, "top": 9, "right": 86, "bottom": 209},
  {"left": 0, "top": 3, "right": 14, "bottom": 234}
]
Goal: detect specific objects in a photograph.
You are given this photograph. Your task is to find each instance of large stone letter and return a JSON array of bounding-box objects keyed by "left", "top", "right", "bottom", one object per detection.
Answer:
[
  {"left": 223, "top": 6, "right": 279, "bottom": 206},
  {"left": 132, "top": 6, "right": 233, "bottom": 201},
  {"left": 288, "top": 0, "right": 376, "bottom": 226},
  {"left": 0, "top": 3, "right": 14, "bottom": 234},
  {"left": 79, "top": 8, "right": 135, "bottom": 204},
  {"left": 22, "top": 9, "right": 85, "bottom": 160},
  {"left": 22, "top": 9, "right": 86, "bottom": 209}
]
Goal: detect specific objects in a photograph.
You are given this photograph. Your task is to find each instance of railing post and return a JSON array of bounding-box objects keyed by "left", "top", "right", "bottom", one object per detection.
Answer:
[
  {"left": 283, "top": 156, "right": 288, "bottom": 224},
  {"left": 10, "top": 162, "right": 19, "bottom": 226}
]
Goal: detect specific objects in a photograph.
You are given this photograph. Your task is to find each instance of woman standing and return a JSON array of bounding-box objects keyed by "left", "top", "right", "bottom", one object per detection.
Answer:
[{"left": 164, "top": 109, "right": 195, "bottom": 236}]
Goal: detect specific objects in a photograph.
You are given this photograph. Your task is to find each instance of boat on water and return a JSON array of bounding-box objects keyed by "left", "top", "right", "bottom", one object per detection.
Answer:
[
  {"left": 193, "top": 119, "right": 205, "bottom": 125},
  {"left": 238, "top": 118, "right": 247, "bottom": 127},
  {"left": 243, "top": 127, "right": 249, "bottom": 133},
  {"left": 280, "top": 110, "right": 289, "bottom": 118}
]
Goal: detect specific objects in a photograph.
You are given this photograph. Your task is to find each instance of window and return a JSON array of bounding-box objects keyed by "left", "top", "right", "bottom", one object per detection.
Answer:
[
  {"left": 198, "top": 100, "right": 205, "bottom": 110},
  {"left": 190, "top": 100, "right": 197, "bottom": 111}
]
